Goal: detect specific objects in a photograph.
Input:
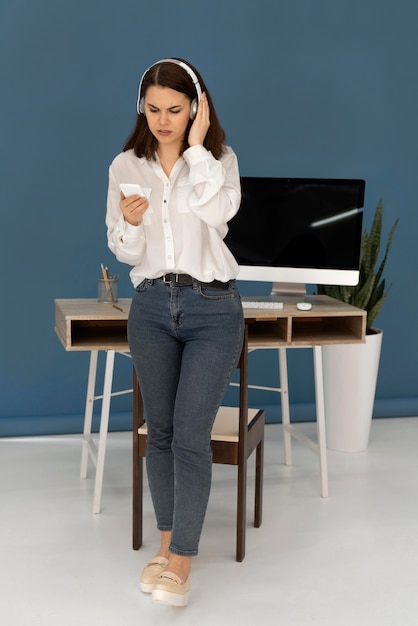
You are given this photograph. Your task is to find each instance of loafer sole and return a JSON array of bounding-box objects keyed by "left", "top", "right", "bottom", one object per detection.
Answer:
[
  {"left": 152, "top": 572, "right": 191, "bottom": 607},
  {"left": 152, "top": 588, "right": 190, "bottom": 607}
]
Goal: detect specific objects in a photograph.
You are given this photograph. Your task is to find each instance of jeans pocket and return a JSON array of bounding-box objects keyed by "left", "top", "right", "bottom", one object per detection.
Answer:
[
  {"left": 135, "top": 278, "right": 153, "bottom": 292},
  {"left": 197, "top": 283, "right": 236, "bottom": 301}
]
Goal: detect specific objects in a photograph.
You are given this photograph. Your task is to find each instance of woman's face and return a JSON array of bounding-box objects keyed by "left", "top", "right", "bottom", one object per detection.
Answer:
[{"left": 144, "top": 85, "right": 191, "bottom": 151}]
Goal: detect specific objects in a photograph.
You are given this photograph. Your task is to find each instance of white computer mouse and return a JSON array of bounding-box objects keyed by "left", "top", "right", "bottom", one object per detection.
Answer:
[{"left": 296, "top": 302, "right": 313, "bottom": 311}]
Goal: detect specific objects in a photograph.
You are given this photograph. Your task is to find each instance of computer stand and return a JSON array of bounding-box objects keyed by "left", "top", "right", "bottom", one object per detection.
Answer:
[{"left": 270, "top": 282, "right": 307, "bottom": 298}]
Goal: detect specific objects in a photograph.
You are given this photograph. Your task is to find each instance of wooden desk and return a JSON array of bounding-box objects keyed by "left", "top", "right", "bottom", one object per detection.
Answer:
[
  {"left": 55, "top": 295, "right": 365, "bottom": 351},
  {"left": 55, "top": 296, "right": 366, "bottom": 509}
]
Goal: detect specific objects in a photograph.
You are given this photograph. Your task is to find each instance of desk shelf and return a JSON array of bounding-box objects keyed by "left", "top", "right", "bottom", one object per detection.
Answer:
[
  {"left": 244, "top": 295, "right": 366, "bottom": 348},
  {"left": 68, "top": 320, "right": 128, "bottom": 349},
  {"left": 245, "top": 319, "right": 289, "bottom": 345},
  {"left": 290, "top": 314, "right": 365, "bottom": 346},
  {"left": 55, "top": 298, "right": 131, "bottom": 351}
]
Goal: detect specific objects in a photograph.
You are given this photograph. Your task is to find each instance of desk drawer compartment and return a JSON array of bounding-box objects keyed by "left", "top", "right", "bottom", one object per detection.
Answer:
[
  {"left": 291, "top": 315, "right": 365, "bottom": 344},
  {"left": 247, "top": 319, "right": 289, "bottom": 345},
  {"left": 71, "top": 320, "right": 128, "bottom": 348}
]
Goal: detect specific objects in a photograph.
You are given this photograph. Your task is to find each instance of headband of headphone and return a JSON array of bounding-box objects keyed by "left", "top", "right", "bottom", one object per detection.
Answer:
[{"left": 136, "top": 58, "right": 202, "bottom": 120}]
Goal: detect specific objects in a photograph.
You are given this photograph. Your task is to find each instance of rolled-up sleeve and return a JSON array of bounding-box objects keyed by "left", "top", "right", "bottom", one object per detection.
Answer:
[
  {"left": 183, "top": 145, "right": 241, "bottom": 230},
  {"left": 106, "top": 166, "right": 146, "bottom": 266}
]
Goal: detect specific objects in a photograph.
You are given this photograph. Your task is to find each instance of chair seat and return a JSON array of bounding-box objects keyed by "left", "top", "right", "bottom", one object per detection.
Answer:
[{"left": 137, "top": 406, "right": 261, "bottom": 443}]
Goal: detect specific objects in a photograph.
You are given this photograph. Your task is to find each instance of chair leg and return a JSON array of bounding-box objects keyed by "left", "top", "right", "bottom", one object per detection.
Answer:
[
  {"left": 254, "top": 439, "right": 264, "bottom": 528},
  {"left": 236, "top": 456, "right": 247, "bottom": 562},
  {"left": 132, "top": 370, "right": 143, "bottom": 550},
  {"left": 132, "top": 456, "right": 143, "bottom": 550}
]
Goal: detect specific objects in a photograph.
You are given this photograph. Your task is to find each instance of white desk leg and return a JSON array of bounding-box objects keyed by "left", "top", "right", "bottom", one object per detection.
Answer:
[
  {"left": 92, "top": 349, "right": 116, "bottom": 514},
  {"left": 279, "top": 348, "right": 293, "bottom": 466},
  {"left": 80, "top": 350, "right": 99, "bottom": 479},
  {"left": 313, "top": 346, "right": 329, "bottom": 498}
]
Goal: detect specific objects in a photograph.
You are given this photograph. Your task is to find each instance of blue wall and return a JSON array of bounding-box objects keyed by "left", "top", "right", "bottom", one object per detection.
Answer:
[{"left": 1, "top": 0, "right": 417, "bottom": 436}]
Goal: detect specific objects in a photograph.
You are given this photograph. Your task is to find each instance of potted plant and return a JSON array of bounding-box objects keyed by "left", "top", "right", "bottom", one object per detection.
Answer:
[{"left": 317, "top": 199, "right": 398, "bottom": 451}]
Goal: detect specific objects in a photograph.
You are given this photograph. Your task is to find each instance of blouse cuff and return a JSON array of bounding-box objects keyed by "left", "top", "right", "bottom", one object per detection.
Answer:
[
  {"left": 115, "top": 214, "right": 142, "bottom": 243},
  {"left": 183, "top": 144, "right": 209, "bottom": 165}
]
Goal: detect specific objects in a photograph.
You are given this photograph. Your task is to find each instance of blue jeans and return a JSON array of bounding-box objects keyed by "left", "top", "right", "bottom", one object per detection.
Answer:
[{"left": 128, "top": 278, "right": 244, "bottom": 556}]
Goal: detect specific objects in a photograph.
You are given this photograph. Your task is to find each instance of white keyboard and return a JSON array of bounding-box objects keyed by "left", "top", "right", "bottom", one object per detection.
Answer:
[{"left": 241, "top": 301, "right": 284, "bottom": 309}]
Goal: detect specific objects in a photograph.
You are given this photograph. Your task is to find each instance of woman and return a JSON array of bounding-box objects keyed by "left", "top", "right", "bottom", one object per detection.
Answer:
[{"left": 106, "top": 58, "right": 243, "bottom": 607}]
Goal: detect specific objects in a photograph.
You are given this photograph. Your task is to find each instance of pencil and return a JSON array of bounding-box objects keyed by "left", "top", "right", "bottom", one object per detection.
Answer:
[{"left": 101, "top": 263, "right": 114, "bottom": 302}]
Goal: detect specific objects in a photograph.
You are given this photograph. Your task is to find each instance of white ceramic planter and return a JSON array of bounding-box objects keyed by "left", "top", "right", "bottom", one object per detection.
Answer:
[{"left": 322, "top": 329, "right": 383, "bottom": 452}]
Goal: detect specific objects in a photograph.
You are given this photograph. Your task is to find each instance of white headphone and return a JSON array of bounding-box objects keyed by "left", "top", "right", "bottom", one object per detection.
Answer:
[{"left": 136, "top": 58, "right": 202, "bottom": 120}]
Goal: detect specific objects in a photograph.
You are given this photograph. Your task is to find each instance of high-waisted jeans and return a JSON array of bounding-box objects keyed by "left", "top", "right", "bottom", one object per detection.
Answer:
[{"left": 128, "top": 278, "right": 244, "bottom": 556}]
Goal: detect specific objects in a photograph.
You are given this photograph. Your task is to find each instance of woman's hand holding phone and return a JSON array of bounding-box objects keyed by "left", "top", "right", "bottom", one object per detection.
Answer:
[{"left": 119, "top": 183, "right": 149, "bottom": 226}]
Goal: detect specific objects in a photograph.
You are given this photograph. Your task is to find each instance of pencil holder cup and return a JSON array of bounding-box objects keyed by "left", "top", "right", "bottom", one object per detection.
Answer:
[{"left": 98, "top": 276, "right": 119, "bottom": 303}]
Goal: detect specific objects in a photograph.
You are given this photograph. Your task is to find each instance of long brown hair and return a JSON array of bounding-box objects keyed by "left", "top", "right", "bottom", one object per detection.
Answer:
[{"left": 123, "top": 59, "right": 226, "bottom": 160}]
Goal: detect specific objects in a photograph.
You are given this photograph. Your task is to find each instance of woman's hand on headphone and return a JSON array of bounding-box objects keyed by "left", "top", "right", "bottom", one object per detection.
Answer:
[
  {"left": 119, "top": 192, "right": 149, "bottom": 226},
  {"left": 188, "top": 92, "right": 210, "bottom": 147}
]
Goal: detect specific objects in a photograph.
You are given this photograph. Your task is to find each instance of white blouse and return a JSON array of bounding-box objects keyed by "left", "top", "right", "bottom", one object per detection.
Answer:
[{"left": 106, "top": 144, "right": 241, "bottom": 288}]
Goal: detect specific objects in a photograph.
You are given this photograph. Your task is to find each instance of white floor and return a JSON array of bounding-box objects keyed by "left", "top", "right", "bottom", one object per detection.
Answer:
[{"left": 1, "top": 417, "right": 418, "bottom": 625}]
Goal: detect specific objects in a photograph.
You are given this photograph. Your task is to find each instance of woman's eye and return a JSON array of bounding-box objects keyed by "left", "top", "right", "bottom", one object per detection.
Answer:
[{"left": 148, "top": 108, "right": 180, "bottom": 114}]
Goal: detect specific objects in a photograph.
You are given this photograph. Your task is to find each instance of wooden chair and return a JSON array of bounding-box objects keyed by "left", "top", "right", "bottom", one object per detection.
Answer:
[{"left": 132, "top": 325, "right": 265, "bottom": 562}]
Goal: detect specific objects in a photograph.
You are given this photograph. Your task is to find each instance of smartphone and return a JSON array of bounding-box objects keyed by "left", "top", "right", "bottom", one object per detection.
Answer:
[{"left": 119, "top": 183, "right": 143, "bottom": 197}]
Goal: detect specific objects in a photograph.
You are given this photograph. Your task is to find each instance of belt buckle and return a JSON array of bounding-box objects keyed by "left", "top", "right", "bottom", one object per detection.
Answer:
[{"left": 163, "top": 273, "right": 179, "bottom": 283}]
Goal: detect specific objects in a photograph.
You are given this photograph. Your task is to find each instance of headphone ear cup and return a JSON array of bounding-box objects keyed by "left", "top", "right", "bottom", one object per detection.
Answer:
[
  {"left": 139, "top": 96, "right": 145, "bottom": 115},
  {"left": 190, "top": 98, "right": 198, "bottom": 120}
]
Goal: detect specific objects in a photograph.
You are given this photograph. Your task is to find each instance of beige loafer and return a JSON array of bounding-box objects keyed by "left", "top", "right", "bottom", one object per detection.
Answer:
[
  {"left": 152, "top": 571, "right": 191, "bottom": 607},
  {"left": 140, "top": 556, "right": 169, "bottom": 593}
]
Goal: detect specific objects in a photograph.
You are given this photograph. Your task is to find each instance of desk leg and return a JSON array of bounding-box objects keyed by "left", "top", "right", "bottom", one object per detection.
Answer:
[
  {"left": 80, "top": 350, "right": 99, "bottom": 479},
  {"left": 279, "top": 348, "right": 292, "bottom": 466},
  {"left": 313, "top": 346, "right": 329, "bottom": 498},
  {"left": 92, "top": 349, "right": 116, "bottom": 514}
]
